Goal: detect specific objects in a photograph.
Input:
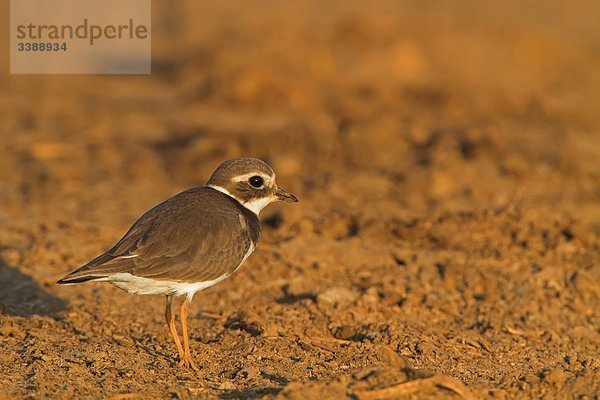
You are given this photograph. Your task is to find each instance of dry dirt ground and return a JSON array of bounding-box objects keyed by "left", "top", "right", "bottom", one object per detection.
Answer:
[{"left": 1, "top": 1, "right": 599, "bottom": 399}]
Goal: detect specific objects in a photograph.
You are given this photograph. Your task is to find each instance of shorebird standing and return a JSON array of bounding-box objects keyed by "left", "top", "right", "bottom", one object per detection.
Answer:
[{"left": 57, "top": 158, "right": 298, "bottom": 370}]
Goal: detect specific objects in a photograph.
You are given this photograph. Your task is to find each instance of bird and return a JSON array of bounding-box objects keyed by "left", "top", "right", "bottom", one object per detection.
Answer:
[{"left": 57, "top": 158, "right": 298, "bottom": 370}]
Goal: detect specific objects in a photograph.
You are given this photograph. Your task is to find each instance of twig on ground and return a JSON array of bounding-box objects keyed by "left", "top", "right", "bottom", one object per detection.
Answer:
[{"left": 353, "top": 374, "right": 474, "bottom": 400}]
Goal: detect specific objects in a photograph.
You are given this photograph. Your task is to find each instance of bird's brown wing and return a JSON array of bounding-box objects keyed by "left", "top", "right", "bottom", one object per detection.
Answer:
[{"left": 58, "top": 187, "right": 257, "bottom": 284}]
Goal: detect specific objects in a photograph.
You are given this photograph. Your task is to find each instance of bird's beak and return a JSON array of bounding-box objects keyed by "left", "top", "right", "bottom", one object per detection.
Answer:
[{"left": 275, "top": 187, "right": 299, "bottom": 202}]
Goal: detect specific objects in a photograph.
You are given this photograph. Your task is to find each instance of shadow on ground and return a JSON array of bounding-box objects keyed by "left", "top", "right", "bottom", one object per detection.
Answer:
[{"left": 0, "top": 256, "right": 67, "bottom": 318}]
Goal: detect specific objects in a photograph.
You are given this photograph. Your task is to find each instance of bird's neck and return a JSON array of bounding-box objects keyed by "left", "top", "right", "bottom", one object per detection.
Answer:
[{"left": 206, "top": 184, "right": 272, "bottom": 215}]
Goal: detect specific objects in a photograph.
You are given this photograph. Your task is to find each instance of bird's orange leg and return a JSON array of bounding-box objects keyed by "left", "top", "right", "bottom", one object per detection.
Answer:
[
  {"left": 178, "top": 297, "right": 199, "bottom": 371},
  {"left": 164, "top": 295, "right": 184, "bottom": 362}
]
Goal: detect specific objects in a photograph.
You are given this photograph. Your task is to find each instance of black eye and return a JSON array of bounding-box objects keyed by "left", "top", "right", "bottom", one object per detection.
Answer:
[{"left": 249, "top": 176, "right": 264, "bottom": 188}]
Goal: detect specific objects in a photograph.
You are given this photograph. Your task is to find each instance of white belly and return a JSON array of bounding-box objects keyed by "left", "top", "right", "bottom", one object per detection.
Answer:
[
  {"left": 100, "top": 243, "right": 256, "bottom": 300},
  {"left": 102, "top": 273, "right": 228, "bottom": 299}
]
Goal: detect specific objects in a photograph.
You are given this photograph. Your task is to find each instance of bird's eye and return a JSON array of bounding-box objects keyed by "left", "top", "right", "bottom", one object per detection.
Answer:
[{"left": 249, "top": 176, "right": 264, "bottom": 188}]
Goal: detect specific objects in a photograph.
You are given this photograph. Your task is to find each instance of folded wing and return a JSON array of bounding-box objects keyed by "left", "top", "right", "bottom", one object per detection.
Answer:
[{"left": 57, "top": 188, "right": 255, "bottom": 284}]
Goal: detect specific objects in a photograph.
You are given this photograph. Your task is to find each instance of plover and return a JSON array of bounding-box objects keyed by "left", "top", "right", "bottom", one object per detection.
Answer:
[{"left": 57, "top": 158, "right": 298, "bottom": 370}]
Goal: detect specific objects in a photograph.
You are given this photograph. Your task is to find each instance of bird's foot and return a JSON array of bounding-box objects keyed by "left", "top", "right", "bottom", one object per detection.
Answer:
[{"left": 179, "top": 355, "right": 199, "bottom": 371}]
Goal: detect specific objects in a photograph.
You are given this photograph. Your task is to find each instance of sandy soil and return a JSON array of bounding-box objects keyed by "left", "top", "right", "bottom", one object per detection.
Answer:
[{"left": 1, "top": 1, "right": 599, "bottom": 398}]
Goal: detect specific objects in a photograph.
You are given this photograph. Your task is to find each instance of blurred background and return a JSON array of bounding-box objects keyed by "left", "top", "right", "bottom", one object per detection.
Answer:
[{"left": 1, "top": 1, "right": 599, "bottom": 398}]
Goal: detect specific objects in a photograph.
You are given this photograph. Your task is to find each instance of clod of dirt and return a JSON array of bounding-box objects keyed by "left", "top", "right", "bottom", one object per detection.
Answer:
[
  {"left": 224, "top": 313, "right": 264, "bottom": 337},
  {"left": 376, "top": 345, "right": 410, "bottom": 368},
  {"left": 333, "top": 325, "right": 356, "bottom": 341},
  {"left": 317, "top": 287, "right": 358, "bottom": 307}
]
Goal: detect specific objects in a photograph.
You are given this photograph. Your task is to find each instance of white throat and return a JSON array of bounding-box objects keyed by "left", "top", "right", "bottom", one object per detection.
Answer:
[{"left": 207, "top": 184, "right": 274, "bottom": 215}]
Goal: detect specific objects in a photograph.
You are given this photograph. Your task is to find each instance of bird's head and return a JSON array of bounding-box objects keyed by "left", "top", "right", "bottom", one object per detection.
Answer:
[{"left": 207, "top": 158, "right": 298, "bottom": 215}]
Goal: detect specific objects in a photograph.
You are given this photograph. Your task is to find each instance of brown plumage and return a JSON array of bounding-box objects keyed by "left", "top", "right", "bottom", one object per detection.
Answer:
[
  {"left": 58, "top": 187, "right": 259, "bottom": 285},
  {"left": 57, "top": 158, "right": 298, "bottom": 370}
]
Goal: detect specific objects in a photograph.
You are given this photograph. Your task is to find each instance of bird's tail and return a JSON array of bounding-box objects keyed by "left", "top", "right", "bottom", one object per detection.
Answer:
[
  {"left": 56, "top": 264, "right": 108, "bottom": 285},
  {"left": 57, "top": 250, "right": 131, "bottom": 285},
  {"left": 56, "top": 275, "right": 105, "bottom": 284}
]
